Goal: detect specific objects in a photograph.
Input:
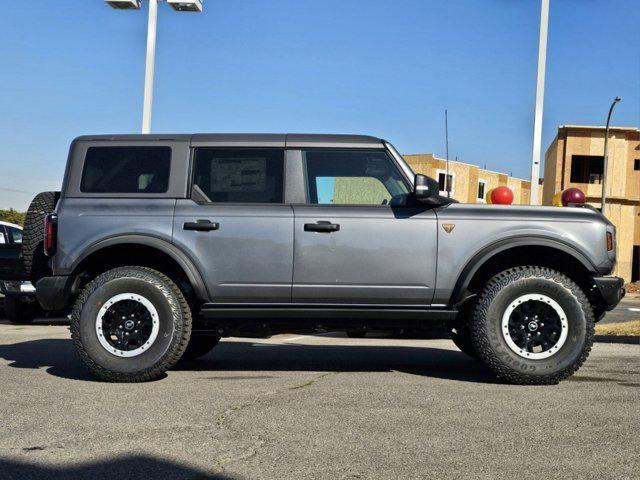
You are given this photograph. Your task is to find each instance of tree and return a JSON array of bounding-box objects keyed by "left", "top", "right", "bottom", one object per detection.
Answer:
[{"left": 0, "top": 209, "right": 26, "bottom": 226}]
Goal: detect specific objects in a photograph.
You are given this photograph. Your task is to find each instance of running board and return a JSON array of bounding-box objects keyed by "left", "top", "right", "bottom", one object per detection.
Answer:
[{"left": 200, "top": 305, "right": 457, "bottom": 322}]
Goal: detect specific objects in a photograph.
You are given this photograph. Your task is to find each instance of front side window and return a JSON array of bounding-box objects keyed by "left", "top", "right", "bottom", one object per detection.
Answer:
[
  {"left": 81, "top": 147, "right": 171, "bottom": 193},
  {"left": 303, "top": 150, "right": 409, "bottom": 205},
  {"left": 192, "top": 148, "right": 285, "bottom": 203}
]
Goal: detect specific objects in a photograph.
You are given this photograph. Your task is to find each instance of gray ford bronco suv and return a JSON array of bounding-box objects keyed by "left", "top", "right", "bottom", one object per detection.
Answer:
[{"left": 23, "top": 134, "right": 624, "bottom": 383}]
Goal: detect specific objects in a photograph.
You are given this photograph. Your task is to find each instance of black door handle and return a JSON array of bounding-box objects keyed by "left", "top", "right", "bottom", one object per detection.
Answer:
[
  {"left": 183, "top": 220, "right": 220, "bottom": 232},
  {"left": 304, "top": 221, "right": 340, "bottom": 233}
]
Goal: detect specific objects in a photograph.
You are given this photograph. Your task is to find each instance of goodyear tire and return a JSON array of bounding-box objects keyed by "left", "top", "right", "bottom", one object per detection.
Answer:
[
  {"left": 182, "top": 335, "right": 220, "bottom": 361},
  {"left": 71, "top": 266, "right": 192, "bottom": 382},
  {"left": 22, "top": 191, "right": 60, "bottom": 283},
  {"left": 470, "top": 266, "right": 594, "bottom": 385}
]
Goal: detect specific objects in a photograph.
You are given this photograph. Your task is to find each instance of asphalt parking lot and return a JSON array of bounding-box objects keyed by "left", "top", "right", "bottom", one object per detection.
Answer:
[{"left": 0, "top": 319, "right": 638, "bottom": 480}]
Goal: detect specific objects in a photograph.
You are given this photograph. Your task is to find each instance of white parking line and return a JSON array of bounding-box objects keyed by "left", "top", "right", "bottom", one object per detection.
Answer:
[
  {"left": 628, "top": 308, "right": 640, "bottom": 312},
  {"left": 284, "top": 332, "right": 339, "bottom": 343}
]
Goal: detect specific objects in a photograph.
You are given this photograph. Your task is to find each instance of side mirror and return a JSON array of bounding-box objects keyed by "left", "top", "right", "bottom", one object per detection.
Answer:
[{"left": 413, "top": 174, "right": 440, "bottom": 203}]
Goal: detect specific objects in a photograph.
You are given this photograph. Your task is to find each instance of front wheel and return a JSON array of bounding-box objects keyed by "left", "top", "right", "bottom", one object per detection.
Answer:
[
  {"left": 71, "top": 267, "right": 192, "bottom": 382},
  {"left": 470, "top": 266, "right": 594, "bottom": 385}
]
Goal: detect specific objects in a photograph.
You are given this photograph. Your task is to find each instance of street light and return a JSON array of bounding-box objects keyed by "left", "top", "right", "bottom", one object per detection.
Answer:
[
  {"left": 105, "top": 0, "right": 203, "bottom": 133},
  {"left": 601, "top": 96, "right": 621, "bottom": 213},
  {"left": 529, "top": 0, "right": 550, "bottom": 205}
]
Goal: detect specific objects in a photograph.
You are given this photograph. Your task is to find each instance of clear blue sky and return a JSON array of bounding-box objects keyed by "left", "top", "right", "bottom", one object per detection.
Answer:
[{"left": 0, "top": 0, "right": 638, "bottom": 210}]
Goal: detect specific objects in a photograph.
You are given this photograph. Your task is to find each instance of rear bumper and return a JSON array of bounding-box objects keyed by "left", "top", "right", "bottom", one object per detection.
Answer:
[
  {"left": 593, "top": 276, "right": 625, "bottom": 311},
  {"left": 35, "top": 275, "right": 77, "bottom": 311}
]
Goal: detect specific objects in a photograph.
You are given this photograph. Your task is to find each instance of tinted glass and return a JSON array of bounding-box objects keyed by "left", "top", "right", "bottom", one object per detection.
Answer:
[
  {"left": 192, "top": 149, "right": 285, "bottom": 203},
  {"left": 7, "top": 227, "right": 22, "bottom": 244},
  {"left": 81, "top": 147, "right": 171, "bottom": 193},
  {"left": 303, "top": 150, "right": 409, "bottom": 205}
]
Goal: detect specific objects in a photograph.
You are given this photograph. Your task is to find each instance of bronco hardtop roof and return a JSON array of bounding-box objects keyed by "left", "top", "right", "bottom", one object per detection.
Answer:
[{"left": 72, "top": 133, "right": 385, "bottom": 149}]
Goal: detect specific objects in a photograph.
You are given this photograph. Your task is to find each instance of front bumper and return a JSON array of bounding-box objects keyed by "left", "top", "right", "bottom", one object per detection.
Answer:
[
  {"left": 35, "top": 275, "right": 78, "bottom": 311},
  {"left": 593, "top": 276, "right": 625, "bottom": 311}
]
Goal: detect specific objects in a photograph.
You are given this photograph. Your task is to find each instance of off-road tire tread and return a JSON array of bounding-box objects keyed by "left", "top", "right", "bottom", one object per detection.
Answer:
[
  {"left": 470, "top": 266, "right": 594, "bottom": 385},
  {"left": 22, "top": 191, "right": 60, "bottom": 282},
  {"left": 70, "top": 266, "right": 192, "bottom": 382}
]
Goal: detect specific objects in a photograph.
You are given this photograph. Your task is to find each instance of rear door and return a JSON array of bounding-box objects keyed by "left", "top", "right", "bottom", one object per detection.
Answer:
[
  {"left": 292, "top": 149, "right": 438, "bottom": 306},
  {"left": 173, "top": 146, "right": 294, "bottom": 304}
]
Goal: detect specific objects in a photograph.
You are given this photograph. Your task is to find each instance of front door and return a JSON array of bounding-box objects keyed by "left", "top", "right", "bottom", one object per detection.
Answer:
[
  {"left": 173, "top": 147, "right": 293, "bottom": 304},
  {"left": 292, "top": 149, "right": 438, "bottom": 306}
]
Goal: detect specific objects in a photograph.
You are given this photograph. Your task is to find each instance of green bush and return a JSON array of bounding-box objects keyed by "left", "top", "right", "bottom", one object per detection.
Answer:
[{"left": 0, "top": 209, "right": 26, "bottom": 226}]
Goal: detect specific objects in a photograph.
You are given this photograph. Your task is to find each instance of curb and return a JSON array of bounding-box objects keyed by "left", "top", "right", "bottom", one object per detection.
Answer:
[{"left": 594, "top": 335, "right": 640, "bottom": 345}]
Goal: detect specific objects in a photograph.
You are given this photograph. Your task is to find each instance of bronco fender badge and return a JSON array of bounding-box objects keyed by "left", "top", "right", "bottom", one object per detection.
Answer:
[{"left": 442, "top": 224, "right": 455, "bottom": 233}]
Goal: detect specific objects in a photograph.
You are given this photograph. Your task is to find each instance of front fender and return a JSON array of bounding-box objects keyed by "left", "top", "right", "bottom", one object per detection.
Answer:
[{"left": 447, "top": 236, "right": 598, "bottom": 305}]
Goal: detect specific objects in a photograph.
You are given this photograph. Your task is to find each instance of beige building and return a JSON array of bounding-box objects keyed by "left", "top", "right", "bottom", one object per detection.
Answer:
[
  {"left": 404, "top": 154, "right": 541, "bottom": 205},
  {"left": 543, "top": 125, "right": 640, "bottom": 282}
]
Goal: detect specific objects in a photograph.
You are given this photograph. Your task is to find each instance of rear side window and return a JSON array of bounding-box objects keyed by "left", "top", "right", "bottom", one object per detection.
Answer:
[
  {"left": 81, "top": 147, "right": 171, "bottom": 193},
  {"left": 192, "top": 148, "right": 284, "bottom": 203}
]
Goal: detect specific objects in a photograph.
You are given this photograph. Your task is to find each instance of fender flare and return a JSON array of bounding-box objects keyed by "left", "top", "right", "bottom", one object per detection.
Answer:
[
  {"left": 449, "top": 236, "right": 598, "bottom": 305},
  {"left": 71, "top": 234, "right": 211, "bottom": 301}
]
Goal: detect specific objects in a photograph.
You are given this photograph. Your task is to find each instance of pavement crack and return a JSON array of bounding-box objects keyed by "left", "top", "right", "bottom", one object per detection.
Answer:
[
  {"left": 211, "top": 372, "right": 336, "bottom": 473},
  {"left": 289, "top": 372, "right": 336, "bottom": 390}
]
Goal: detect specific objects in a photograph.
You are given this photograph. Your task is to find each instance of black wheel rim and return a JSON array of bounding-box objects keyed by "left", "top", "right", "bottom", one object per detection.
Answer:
[{"left": 99, "top": 299, "right": 154, "bottom": 353}]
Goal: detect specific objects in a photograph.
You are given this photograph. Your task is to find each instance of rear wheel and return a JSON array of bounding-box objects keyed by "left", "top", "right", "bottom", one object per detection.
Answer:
[
  {"left": 71, "top": 266, "right": 192, "bottom": 382},
  {"left": 22, "top": 191, "right": 60, "bottom": 283},
  {"left": 470, "top": 266, "right": 594, "bottom": 385}
]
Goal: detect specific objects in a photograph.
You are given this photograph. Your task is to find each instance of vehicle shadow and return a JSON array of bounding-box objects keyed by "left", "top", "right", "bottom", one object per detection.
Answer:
[
  {"left": 0, "top": 454, "right": 233, "bottom": 480},
  {"left": 0, "top": 337, "right": 502, "bottom": 384}
]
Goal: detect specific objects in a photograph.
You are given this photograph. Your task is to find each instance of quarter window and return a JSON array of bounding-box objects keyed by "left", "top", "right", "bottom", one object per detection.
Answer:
[
  {"left": 81, "top": 147, "right": 171, "bottom": 193},
  {"left": 303, "top": 150, "right": 409, "bottom": 205},
  {"left": 192, "top": 149, "right": 285, "bottom": 203}
]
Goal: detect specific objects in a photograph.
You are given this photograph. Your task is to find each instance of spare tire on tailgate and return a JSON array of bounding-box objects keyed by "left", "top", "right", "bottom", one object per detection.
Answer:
[{"left": 22, "top": 191, "right": 60, "bottom": 283}]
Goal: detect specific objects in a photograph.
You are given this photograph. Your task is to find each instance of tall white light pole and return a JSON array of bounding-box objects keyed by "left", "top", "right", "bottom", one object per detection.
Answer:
[
  {"left": 105, "top": 0, "right": 203, "bottom": 134},
  {"left": 142, "top": 0, "right": 158, "bottom": 134},
  {"left": 529, "top": 0, "right": 550, "bottom": 205}
]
